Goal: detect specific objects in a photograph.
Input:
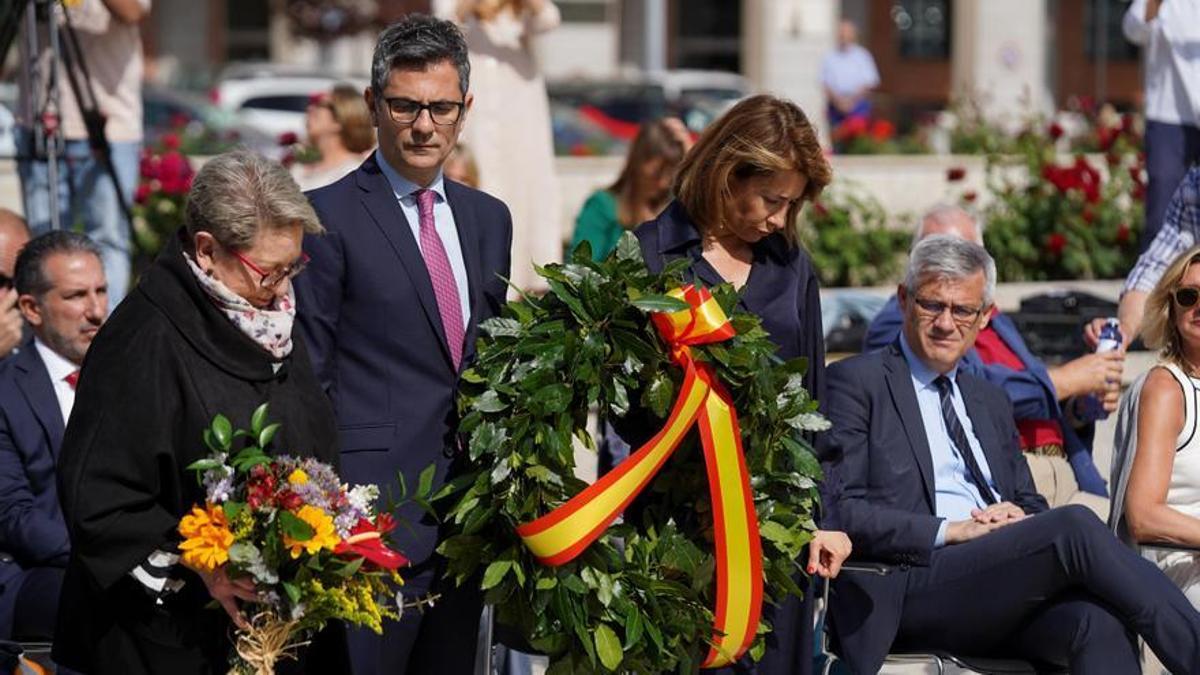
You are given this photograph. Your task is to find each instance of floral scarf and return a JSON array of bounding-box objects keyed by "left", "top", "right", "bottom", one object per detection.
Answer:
[{"left": 184, "top": 253, "right": 295, "bottom": 359}]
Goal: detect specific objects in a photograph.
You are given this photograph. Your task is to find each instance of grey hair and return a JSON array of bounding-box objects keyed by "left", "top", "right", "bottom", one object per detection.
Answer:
[
  {"left": 371, "top": 14, "right": 470, "bottom": 98},
  {"left": 912, "top": 203, "right": 986, "bottom": 247},
  {"left": 14, "top": 231, "right": 102, "bottom": 298},
  {"left": 904, "top": 234, "right": 996, "bottom": 306},
  {"left": 185, "top": 150, "right": 324, "bottom": 251}
]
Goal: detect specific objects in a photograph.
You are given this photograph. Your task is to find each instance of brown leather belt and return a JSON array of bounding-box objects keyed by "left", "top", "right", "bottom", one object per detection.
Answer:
[{"left": 1025, "top": 443, "right": 1066, "bottom": 459}]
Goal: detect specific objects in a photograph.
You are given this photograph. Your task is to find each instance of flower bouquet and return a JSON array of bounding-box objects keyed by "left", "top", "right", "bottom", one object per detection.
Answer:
[{"left": 180, "top": 405, "right": 410, "bottom": 675}]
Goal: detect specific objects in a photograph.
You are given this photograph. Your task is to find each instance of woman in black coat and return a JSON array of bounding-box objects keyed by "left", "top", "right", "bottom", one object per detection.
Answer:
[
  {"left": 635, "top": 95, "right": 851, "bottom": 675},
  {"left": 53, "top": 151, "right": 347, "bottom": 674}
]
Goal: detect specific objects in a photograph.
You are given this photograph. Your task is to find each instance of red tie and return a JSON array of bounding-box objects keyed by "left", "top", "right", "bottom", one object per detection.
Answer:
[
  {"left": 65, "top": 370, "right": 80, "bottom": 390},
  {"left": 415, "top": 189, "right": 465, "bottom": 371}
]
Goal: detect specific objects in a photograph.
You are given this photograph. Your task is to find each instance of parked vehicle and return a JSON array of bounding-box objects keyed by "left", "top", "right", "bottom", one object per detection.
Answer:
[{"left": 210, "top": 62, "right": 367, "bottom": 140}]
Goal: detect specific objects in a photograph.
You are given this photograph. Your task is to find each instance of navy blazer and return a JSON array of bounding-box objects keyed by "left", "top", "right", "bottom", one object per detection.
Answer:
[
  {"left": 823, "top": 342, "right": 1048, "bottom": 672},
  {"left": 294, "top": 155, "right": 512, "bottom": 573},
  {"left": 865, "top": 295, "right": 1107, "bottom": 495},
  {"left": 0, "top": 342, "right": 70, "bottom": 639}
]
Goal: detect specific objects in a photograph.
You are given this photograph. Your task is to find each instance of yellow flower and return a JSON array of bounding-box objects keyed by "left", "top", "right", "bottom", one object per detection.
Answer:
[
  {"left": 284, "top": 505, "right": 340, "bottom": 559},
  {"left": 287, "top": 469, "right": 309, "bottom": 485},
  {"left": 177, "top": 503, "right": 234, "bottom": 571}
]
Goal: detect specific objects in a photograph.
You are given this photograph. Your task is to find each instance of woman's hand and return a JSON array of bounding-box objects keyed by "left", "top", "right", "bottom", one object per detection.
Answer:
[
  {"left": 186, "top": 563, "right": 259, "bottom": 629},
  {"left": 807, "top": 530, "right": 852, "bottom": 579}
]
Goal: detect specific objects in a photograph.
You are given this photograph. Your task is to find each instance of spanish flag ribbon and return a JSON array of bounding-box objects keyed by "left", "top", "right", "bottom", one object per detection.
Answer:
[{"left": 516, "top": 285, "right": 763, "bottom": 668}]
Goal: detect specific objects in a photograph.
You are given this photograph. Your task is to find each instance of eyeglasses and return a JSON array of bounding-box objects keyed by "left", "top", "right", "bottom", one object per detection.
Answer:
[
  {"left": 231, "top": 250, "right": 311, "bottom": 289},
  {"left": 381, "top": 97, "right": 465, "bottom": 126},
  {"left": 913, "top": 296, "right": 986, "bottom": 326},
  {"left": 1174, "top": 287, "right": 1200, "bottom": 308}
]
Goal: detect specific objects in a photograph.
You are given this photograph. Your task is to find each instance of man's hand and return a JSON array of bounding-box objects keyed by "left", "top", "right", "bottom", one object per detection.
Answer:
[
  {"left": 1083, "top": 317, "right": 1128, "bottom": 349},
  {"left": 188, "top": 564, "right": 259, "bottom": 629},
  {"left": 1048, "top": 350, "right": 1124, "bottom": 401},
  {"left": 971, "top": 501, "right": 1026, "bottom": 526},
  {"left": 0, "top": 290, "right": 23, "bottom": 357},
  {"left": 807, "top": 530, "right": 852, "bottom": 579},
  {"left": 944, "top": 516, "right": 1017, "bottom": 544}
]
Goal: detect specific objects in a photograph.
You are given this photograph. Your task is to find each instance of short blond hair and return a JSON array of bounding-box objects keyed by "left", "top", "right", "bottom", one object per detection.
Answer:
[
  {"left": 327, "top": 84, "right": 375, "bottom": 154},
  {"left": 1142, "top": 244, "right": 1200, "bottom": 370},
  {"left": 185, "top": 150, "right": 324, "bottom": 251},
  {"left": 673, "top": 94, "right": 831, "bottom": 246}
]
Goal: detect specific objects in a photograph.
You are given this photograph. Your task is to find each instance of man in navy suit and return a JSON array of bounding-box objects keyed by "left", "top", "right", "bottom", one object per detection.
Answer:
[
  {"left": 0, "top": 232, "right": 107, "bottom": 644},
  {"left": 864, "top": 206, "right": 1117, "bottom": 515},
  {"left": 294, "top": 14, "right": 511, "bottom": 675},
  {"left": 825, "top": 234, "right": 1200, "bottom": 674},
  {"left": 0, "top": 210, "right": 31, "bottom": 360}
]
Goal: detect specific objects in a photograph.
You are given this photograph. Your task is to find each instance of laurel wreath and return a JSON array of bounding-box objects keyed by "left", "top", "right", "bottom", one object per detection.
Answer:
[{"left": 435, "top": 234, "right": 827, "bottom": 673}]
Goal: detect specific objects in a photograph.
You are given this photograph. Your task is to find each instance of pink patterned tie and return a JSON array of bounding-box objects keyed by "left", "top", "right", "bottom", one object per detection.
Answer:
[{"left": 415, "top": 189, "right": 465, "bottom": 370}]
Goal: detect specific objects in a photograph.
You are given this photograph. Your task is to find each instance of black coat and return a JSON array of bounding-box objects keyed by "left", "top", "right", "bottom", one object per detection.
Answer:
[{"left": 53, "top": 232, "right": 345, "bottom": 674}]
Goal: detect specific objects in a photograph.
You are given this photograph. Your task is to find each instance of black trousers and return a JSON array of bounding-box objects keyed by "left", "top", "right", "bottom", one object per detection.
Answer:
[{"left": 894, "top": 506, "right": 1199, "bottom": 674}]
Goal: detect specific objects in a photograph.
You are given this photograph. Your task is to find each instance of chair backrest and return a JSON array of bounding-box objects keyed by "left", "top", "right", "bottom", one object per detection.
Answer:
[{"left": 1108, "top": 370, "right": 1151, "bottom": 545}]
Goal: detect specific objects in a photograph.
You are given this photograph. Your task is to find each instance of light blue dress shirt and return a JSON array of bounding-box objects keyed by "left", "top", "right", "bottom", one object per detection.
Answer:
[
  {"left": 376, "top": 150, "right": 472, "bottom": 329},
  {"left": 899, "top": 334, "right": 1000, "bottom": 547},
  {"left": 820, "top": 44, "right": 881, "bottom": 97}
]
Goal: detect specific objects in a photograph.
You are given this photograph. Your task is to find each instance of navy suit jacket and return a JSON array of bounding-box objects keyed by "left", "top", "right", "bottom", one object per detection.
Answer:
[
  {"left": 823, "top": 342, "right": 1048, "bottom": 672},
  {"left": 0, "top": 342, "right": 70, "bottom": 639},
  {"left": 864, "top": 295, "right": 1107, "bottom": 495},
  {"left": 294, "top": 156, "right": 512, "bottom": 574}
]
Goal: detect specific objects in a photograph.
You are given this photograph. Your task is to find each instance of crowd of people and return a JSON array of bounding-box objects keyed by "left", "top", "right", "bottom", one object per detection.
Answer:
[{"left": 3, "top": 1, "right": 1200, "bottom": 674}]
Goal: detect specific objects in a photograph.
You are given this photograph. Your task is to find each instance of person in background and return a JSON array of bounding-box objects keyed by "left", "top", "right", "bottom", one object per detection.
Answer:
[
  {"left": 0, "top": 210, "right": 31, "bottom": 359},
  {"left": 292, "top": 84, "right": 376, "bottom": 192},
  {"left": 16, "top": 0, "right": 151, "bottom": 311},
  {"left": 820, "top": 19, "right": 880, "bottom": 149},
  {"left": 634, "top": 94, "right": 850, "bottom": 675},
  {"left": 437, "top": 0, "right": 562, "bottom": 295},
  {"left": 866, "top": 206, "right": 1117, "bottom": 516},
  {"left": 569, "top": 118, "right": 691, "bottom": 262},
  {"left": 53, "top": 151, "right": 346, "bottom": 674},
  {"left": 444, "top": 143, "right": 480, "bottom": 188},
  {"left": 0, "top": 232, "right": 105, "bottom": 660},
  {"left": 1123, "top": 0, "right": 1200, "bottom": 250}
]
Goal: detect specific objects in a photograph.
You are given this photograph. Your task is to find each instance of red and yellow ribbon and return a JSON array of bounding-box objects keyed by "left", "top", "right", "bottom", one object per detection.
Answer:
[{"left": 515, "top": 285, "right": 763, "bottom": 668}]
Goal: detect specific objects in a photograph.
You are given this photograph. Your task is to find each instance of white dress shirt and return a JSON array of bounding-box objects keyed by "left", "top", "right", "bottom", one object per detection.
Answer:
[
  {"left": 34, "top": 338, "right": 77, "bottom": 424},
  {"left": 1123, "top": 0, "right": 1200, "bottom": 127}
]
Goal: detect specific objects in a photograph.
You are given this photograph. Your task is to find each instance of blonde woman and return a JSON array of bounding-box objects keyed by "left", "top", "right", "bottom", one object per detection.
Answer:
[{"left": 292, "top": 84, "right": 375, "bottom": 191}]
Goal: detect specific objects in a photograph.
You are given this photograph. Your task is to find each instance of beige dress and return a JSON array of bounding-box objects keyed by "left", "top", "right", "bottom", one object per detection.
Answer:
[{"left": 437, "top": 0, "right": 563, "bottom": 294}]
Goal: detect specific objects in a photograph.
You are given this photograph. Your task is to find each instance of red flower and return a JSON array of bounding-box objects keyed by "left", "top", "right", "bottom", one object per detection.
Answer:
[
  {"left": 169, "top": 112, "right": 190, "bottom": 129},
  {"left": 1116, "top": 223, "right": 1131, "bottom": 245},
  {"left": 812, "top": 201, "right": 829, "bottom": 218},
  {"left": 869, "top": 119, "right": 895, "bottom": 141},
  {"left": 278, "top": 131, "right": 299, "bottom": 147},
  {"left": 1048, "top": 122, "right": 1064, "bottom": 140},
  {"left": 278, "top": 491, "right": 303, "bottom": 511},
  {"left": 161, "top": 133, "right": 180, "bottom": 151},
  {"left": 1105, "top": 152, "right": 1120, "bottom": 167},
  {"left": 962, "top": 190, "right": 978, "bottom": 203},
  {"left": 247, "top": 465, "right": 278, "bottom": 509},
  {"left": 334, "top": 517, "right": 408, "bottom": 570},
  {"left": 1082, "top": 206, "right": 1095, "bottom": 224},
  {"left": 1121, "top": 114, "right": 1136, "bottom": 133},
  {"left": 946, "top": 167, "right": 966, "bottom": 182},
  {"left": 1133, "top": 181, "right": 1147, "bottom": 201},
  {"left": 833, "top": 116, "right": 869, "bottom": 141},
  {"left": 134, "top": 183, "right": 151, "bottom": 205},
  {"left": 1047, "top": 233, "right": 1068, "bottom": 256}
]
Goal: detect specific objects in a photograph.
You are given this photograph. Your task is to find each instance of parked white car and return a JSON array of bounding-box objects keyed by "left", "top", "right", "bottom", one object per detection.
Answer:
[{"left": 210, "top": 63, "right": 368, "bottom": 141}]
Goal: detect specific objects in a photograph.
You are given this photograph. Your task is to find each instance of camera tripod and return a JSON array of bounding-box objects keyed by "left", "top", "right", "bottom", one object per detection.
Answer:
[{"left": 0, "top": 0, "right": 133, "bottom": 233}]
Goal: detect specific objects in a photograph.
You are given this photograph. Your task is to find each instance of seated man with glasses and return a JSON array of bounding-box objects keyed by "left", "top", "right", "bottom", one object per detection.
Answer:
[
  {"left": 824, "top": 234, "right": 1200, "bottom": 674},
  {"left": 865, "top": 205, "right": 1117, "bottom": 517}
]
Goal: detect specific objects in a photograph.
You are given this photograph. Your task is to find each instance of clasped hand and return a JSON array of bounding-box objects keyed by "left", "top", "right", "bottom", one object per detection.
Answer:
[{"left": 945, "top": 501, "right": 1026, "bottom": 544}]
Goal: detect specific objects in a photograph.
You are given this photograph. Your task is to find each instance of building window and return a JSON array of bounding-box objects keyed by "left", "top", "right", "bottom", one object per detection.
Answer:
[
  {"left": 559, "top": 0, "right": 609, "bottom": 23},
  {"left": 672, "top": 0, "right": 740, "bottom": 73},
  {"left": 891, "top": 0, "right": 950, "bottom": 60},
  {"left": 226, "top": 0, "right": 270, "bottom": 62},
  {"left": 1086, "top": 0, "right": 1139, "bottom": 61}
]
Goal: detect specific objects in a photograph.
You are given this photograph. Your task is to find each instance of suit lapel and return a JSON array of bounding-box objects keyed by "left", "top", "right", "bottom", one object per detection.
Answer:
[
  {"left": 882, "top": 344, "right": 936, "bottom": 509},
  {"left": 960, "top": 375, "right": 1011, "bottom": 500},
  {"left": 991, "top": 312, "right": 1057, "bottom": 400},
  {"left": 445, "top": 180, "right": 485, "bottom": 367},
  {"left": 14, "top": 347, "right": 64, "bottom": 458},
  {"left": 355, "top": 159, "right": 454, "bottom": 370}
]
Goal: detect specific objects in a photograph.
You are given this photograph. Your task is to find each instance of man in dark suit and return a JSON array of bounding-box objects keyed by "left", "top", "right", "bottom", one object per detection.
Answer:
[
  {"left": 0, "top": 232, "right": 107, "bottom": 645},
  {"left": 0, "top": 210, "right": 31, "bottom": 360},
  {"left": 825, "top": 234, "right": 1200, "bottom": 674},
  {"left": 864, "top": 205, "right": 1117, "bottom": 514},
  {"left": 294, "top": 14, "right": 511, "bottom": 675}
]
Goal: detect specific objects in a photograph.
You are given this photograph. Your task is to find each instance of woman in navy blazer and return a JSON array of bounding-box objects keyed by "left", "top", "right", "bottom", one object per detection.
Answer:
[{"left": 634, "top": 94, "right": 849, "bottom": 675}]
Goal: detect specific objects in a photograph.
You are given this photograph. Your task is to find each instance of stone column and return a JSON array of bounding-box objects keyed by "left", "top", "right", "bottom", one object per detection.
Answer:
[{"left": 952, "top": 0, "right": 1052, "bottom": 127}]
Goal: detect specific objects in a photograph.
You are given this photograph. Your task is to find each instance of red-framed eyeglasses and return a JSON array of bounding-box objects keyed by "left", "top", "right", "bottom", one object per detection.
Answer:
[{"left": 231, "top": 250, "right": 311, "bottom": 289}]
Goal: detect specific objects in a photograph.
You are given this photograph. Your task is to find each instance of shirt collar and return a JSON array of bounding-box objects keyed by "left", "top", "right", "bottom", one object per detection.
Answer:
[
  {"left": 899, "top": 331, "right": 958, "bottom": 389},
  {"left": 655, "top": 200, "right": 790, "bottom": 263},
  {"left": 34, "top": 338, "right": 77, "bottom": 383},
  {"left": 374, "top": 150, "right": 446, "bottom": 203}
]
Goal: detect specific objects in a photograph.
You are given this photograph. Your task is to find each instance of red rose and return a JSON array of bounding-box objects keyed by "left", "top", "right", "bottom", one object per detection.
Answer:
[
  {"left": 161, "top": 133, "right": 180, "bottom": 151},
  {"left": 1121, "top": 114, "right": 1135, "bottom": 133},
  {"left": 870, "top": 119, "right": 895, "bottom": 141},
  {"left": 278, "top": 131, "right": 299, "bottom": 147},
  {"left": 1097, "top": 126, "right": 1117, "bottom": 152},
  {"left": 962, "top": 190, "right": 978, "bottom": 203},
  {"left": 1048, "top": 122, "right": 1064, "bottom": 140},
  {"left": 169, "top": 112, "right": 190, "bottom": 129},
  {"left": 278, "top": 491, "right": 303, "bottom": 510},
  {"left": 946, "top": 167, "right": 966, "bottom": 182},
  {"left": 134, "top": 183, "right": 151, "bottom": 205},
  {"left": 1133, "top": 181, "right": 1146, "bottom": 201},
  {"left": 1082, "top": 206, "right": 1095, "bottom": 224},
  {"left": 1116, "top": 223, "right": 1131, "bottom": 245},
  {"left": 1047, "top": 233, "right": 1068, "bottom": 256}
]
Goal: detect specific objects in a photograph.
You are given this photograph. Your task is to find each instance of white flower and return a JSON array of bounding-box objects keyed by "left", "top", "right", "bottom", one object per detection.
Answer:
[{"left": 347, "top": 484, "right": 379, "bottom": 517}]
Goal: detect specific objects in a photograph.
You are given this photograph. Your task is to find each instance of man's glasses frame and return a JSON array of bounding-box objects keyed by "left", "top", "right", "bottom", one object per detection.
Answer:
[
  {"left": 231, "top": 250, "right": 311, "bottom": 289},
  {"left": 381, "top": 97, "right": 465, "bottom": 126},
  {"left": 913, "top": 296, "right": 986, "bottom": 326}
]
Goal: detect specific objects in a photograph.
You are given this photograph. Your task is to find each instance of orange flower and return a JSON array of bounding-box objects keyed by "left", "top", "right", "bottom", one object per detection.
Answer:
[
  {"left": 283, "top": 505, "right": 341, "bottom": 559},
  {"left": 178, "top": 503, "right": 234, "bottom": 571}
]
